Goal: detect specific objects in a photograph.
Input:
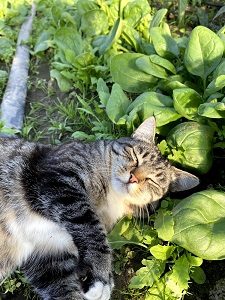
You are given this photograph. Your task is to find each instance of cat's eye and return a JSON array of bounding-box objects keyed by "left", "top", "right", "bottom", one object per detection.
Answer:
[
  {"left": 123, "top": 147, "right": 138, "bottom": 166},
  {"left": 130, "top": 150, "right": 139, "bottom": 166},
  {"left": 146, "top": 177, "right": 158, "bottom": 185}
]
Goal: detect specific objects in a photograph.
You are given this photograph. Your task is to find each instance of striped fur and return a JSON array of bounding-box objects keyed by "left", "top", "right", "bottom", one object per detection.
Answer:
[{"left": 0, "top": 118, "right": 199, "bottom": 299}]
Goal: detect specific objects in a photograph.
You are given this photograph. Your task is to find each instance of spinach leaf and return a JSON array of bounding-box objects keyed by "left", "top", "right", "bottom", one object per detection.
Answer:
[
  {"left": 106, "top": 83, "right": 130, "bottom": 124},
  {"left": 110, "top": 53, "right": 158, "bottom": 93},
  {"left": 126, "top": 92, "right": 181, "bottom": 127},
  {"left": 172, "top": 190, "right": 225, "bottom": 260},
  {"left": 184, "top": 26, "right": 224, "bottom": 83},
  {"left": 136, "top": 55, "right": 168, "bottom": 79},
  {"left": 80, "top": 10, "right": 109, "bottom": 36},
  {"left": 204, "top": 75, "right": 225, "bottom": 98},
  {"left": 173, "top": 88, "right": 203, "bottom": 121},
  {"left": 150, "top": 27, "right": 179, "bottom": 58},
  {"left": 167, "top": 122, "right": 214, "bottom": 174},
  {"left": 198, "top": 102, "right": 225, "bottom": 119},
  {"left": 54, "top": 27, "right": 83, "bottom": 65}
]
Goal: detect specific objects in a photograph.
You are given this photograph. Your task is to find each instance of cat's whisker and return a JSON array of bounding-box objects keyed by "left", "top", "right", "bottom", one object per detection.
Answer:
[
  {"left": 144, "top": 204, "right": 150, "bottom": 225},
  {"left": 149, "top": 202, "right": 156, "bottom": 215}
]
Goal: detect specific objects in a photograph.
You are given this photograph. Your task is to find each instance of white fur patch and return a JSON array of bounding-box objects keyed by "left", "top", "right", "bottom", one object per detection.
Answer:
[
  {"left": 7, "top": 212, "right": 77, "bottom": 266},
  {"left": 84, "top": 281, "right": 111, "bottom": 300}
]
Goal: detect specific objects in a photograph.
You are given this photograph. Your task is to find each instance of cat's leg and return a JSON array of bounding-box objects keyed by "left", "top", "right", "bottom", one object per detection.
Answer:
[
  {"left": 21, "top": 251, "right": 84, "bottom": 300},
  {"left": 62, "top": 205, "right": 114, "bottom": 300}
]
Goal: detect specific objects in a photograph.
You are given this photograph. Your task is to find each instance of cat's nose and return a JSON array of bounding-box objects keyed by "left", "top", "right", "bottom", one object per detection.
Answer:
[{"left": 129, "top": 173, "right": 138, "bottom": 183}]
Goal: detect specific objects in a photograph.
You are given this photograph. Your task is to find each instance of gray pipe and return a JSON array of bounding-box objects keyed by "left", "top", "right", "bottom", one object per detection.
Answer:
[{"left": 0, "top": 3, "right": 36, "bottom": 133}]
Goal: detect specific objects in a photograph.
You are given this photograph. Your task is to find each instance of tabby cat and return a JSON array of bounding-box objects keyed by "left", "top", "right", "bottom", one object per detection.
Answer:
[{"left": 0, "top": 117, "right": 199, "bottom": 300}]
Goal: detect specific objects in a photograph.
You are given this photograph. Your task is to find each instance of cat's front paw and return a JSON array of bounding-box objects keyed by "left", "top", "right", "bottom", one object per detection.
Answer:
[{"left": 83, "top": 281, "right": 113, "bottom": 300}]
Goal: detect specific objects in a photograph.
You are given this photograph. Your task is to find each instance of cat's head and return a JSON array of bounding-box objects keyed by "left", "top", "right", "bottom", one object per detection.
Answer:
[{"left": 110, "top": 117, "right": 199, "bottom": 208}]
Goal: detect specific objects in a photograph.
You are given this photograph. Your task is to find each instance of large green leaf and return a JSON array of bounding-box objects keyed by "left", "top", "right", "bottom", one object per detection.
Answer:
[
  {"left": 54, "top": 27, "right": 83, "bottom": 64},
  {"left": 106, "top": 83, "right": 130, "bottom": 123},
  {"left": 173, "top": 88, "right": 203, "bottom": 121},
  {"left": 184, "top": 26, "right": 224, "bottom": 81},
  {"left": 167, "top": 122, "right": 214, "bottom": 174},
  {"left": 110, "top": 53, "right": 158, "bottom": 93},
  {"left": 150, "top": 27, "right": 179, "bottom": 58},
  {"left": 80, "top": 10, "right": 108, "bottom": 36},
  {"left": 124, "top": 0, "right": 151, "bottom": 27},
  {"left": 126, "top": 92, "right": 181, "bottom": 127},
  {"left": 172, "top": 190, "right": 225, "bottom": 260}
]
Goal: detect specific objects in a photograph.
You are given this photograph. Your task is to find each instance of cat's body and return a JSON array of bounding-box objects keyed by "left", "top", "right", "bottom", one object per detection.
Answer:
[{"left": 0, "top": 117, "right": 199, "bottom": 300}]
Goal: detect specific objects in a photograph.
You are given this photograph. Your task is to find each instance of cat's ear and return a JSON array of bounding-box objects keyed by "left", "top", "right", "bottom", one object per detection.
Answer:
[
  {"left": 170, "top": 167, "right": 199, "bottom": 192},
  {"left": 132, "top": 117, "right": 156, "bottom": 143}
]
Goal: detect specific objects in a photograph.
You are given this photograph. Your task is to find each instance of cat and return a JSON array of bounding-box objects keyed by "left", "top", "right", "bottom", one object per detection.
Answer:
[{"left": 0, "top": 117, "right": 199, "bottom": 300}]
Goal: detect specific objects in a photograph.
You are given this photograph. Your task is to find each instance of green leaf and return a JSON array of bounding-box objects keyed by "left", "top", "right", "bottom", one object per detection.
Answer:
[
  {"left": 34, "top": 30, "right": 54, "bottom": 54},
  {"left": 178, "top": 0, "right": 188, "bottom": 26},
  {"left": 150, "top": 27, "right": 179, "bottom": 58},
  {"left": 108, "top": 217, "right": 147, "bottom": 249},
  {"left": 106, "top": 83, "right": 130, "bottom": 123},
  {"left": 54, "top": 27, "right": 83, "bottom": 63},
  {"left": 123, "top": 0, "right": 151, "bottom": 27},
  {"left": 97, "top": 78, "right": 110, "bottom": 106},
  {"left": 110, "top": 53, "right": 158, "bottom": 93},
  {"left": 213, "top": 5, "right": 225, "bottom": 20},
  {"left": 77, "top": 0, "right": 98, "bottom": 15},
  {"left": 173, "top": 88, "right": 203, "bottom": 121},
  {"left": 98, "top": 18, "right": 124, "bottom": 55},
  {"left": 50, "top": 69, "right": 72, "bottom": 92},
  {"left": 207, "top": 92, "right": 224, "bottom": 102},
  {"left": 186, "top": 253, "right": 203, "bottom": 267},
  {"left": 204, "top": 75, "right": 225, "bottom": 98},
  {"left": 172, "top": 190, "right": 225, "bottom": 260},
  {"left": 0, "top": 70, "right": 7, "bottom": 84},
  {"left": 166, "top": 255, "right": 190, "bottom": 297},
  {"left": 167, "top": 122, "right": 214, "bottom": 174},
  {"left": 126, "top": 92, "right": 181, "bottom": 127},
  {"left": 150, "top": 8, "right": 168, "bottom": 28},
  {"left": 80, "top": 10, "right": 108, "bottom": 37},
  {"left": 136, "top": 56, "right": 168, "bottom": 79},
  {"left": 190, "top": 267, "right": 206, "bottom": 284},
  {"left": 145, "top": 277, "right": 174, "bottom": 300},
  {"left": 72, "top": 131, "right": 95, "bottom": 141},
  {"left": 154, "top": 209, "right": 174, "bottom": 241},
  {"left": 184, "top": 26, "right": 224, "bottom": 81},
  {"left": 150, "top": 245, "right": 175, "bottom": 260},
  {"left": 0, "top": 37, "right": 14, "bottom": 61},
  {"left": 129, "top": 259, "right": 165, "bottom": 289},
  {"left": 198, "top": 102, "right": 225, "bottom": 119},
  {"left": 213, "top": 59, "right": 225, "bottom": 79},
  {"left": 158, "top": 76, "right": 187, "bottom": 94},
  {"left": 149, "top": 54, "right": 176, "bottom": 74},
  {"left": 108, "top": 217, "right": 132, "bottom": 249}
]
